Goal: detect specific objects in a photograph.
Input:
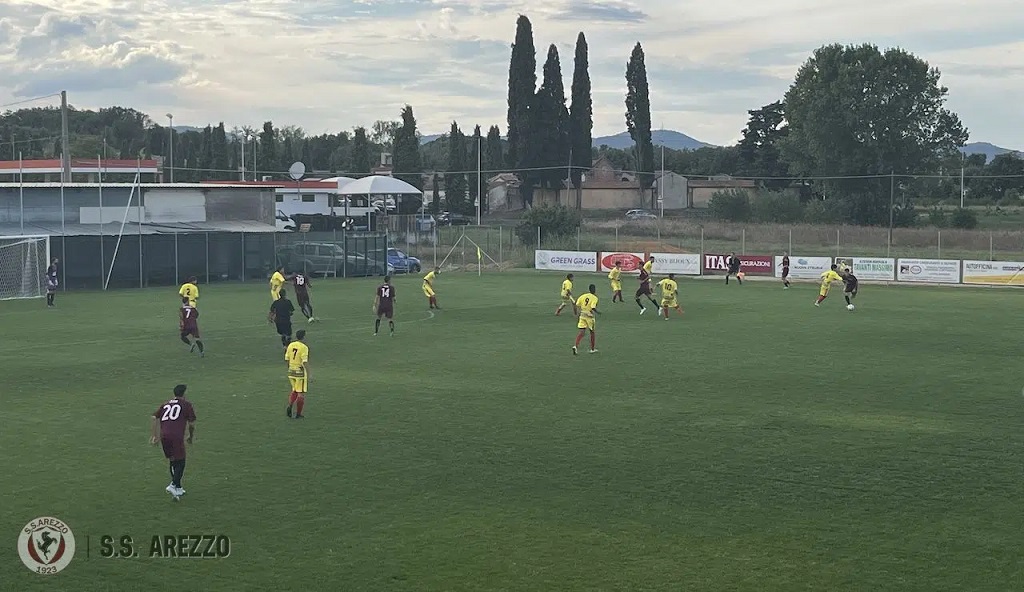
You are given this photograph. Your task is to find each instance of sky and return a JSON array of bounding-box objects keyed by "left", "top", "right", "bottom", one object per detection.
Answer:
[{"left": 0, "top": 0, "right": 1022, "bottom": 148}]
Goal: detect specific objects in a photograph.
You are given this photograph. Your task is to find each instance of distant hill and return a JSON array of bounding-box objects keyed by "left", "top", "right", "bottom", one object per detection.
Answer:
[
  {"left": 419, "top": 134, "right": 442, "bottom": 144},
  {"left": 961, "top": 142, "right": 1020, "bottom": 162},
  {"left": 594, "top": 130, "right": 712, "bottom": 151}
]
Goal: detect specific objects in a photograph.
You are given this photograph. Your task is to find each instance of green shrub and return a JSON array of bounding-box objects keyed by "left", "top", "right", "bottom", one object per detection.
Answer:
[
  {"left": 515, "top": 204, "right": 583, "bottom": 245},
  {"left": 949, "top": 208, "right": 978, "bottom": 229},
  {"left": 891, "top": 202, "right": 918, "bottom": 228},
  {"left": 803, "top": 199, "right": 847, "bottom": 225},
  {"left": 708, "top": 189, "right": 751, "bottom": 222},
  {"left": 751, "top": 191, "right": 805, "bottom": 223},
  {"left": 927, "top": 208, "right": 948, "bottom": 228}
]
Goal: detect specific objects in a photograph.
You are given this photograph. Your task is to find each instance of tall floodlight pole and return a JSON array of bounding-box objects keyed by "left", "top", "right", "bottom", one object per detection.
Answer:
[
  {"left": 166, "top": 113, "right": 174, "bottom": 182},
  {"left": 476, "top": 135, "right": 482, "bottom": 226},
  {"left": 60, "top": 91, "right": 71, "bottom": 183},
  {"left": 960, "top": 151, "right": 966, "bottom": 208},
  {"left": 660, "top": 144, "right": 665, "bottom": 218}
]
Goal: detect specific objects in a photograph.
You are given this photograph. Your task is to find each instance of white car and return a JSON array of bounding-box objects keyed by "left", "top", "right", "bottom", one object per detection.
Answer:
[{"left": 625, "top": 209, "right": 657, "bottom": 220}]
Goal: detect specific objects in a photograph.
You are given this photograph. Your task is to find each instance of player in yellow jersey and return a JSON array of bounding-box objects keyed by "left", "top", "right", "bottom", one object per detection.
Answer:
[
  {"left": 555, "top": 273, "right": 577, "bottom": 316},
  {"left": 608, "top": 261, "right": 623, "bottom": 302},
  {"left": 642, "top": 255, "right": 654, "bottom": 277},
  {"left": 270, "top": 266, "right": 287, "bottom": 302},
  {"left": 422, "top": 266, "right": 440, "bottom": 309},
  {"left": 178, "top": 276, "right": 199, "bottom": 307},
  {"left": 815, "top": 264, "right": 844, "bottom": 307},
  {"left": 572, "top": 284, "right": 600, "bottom": 355},
  {"left": 657, "top": 274, "right": 684, "bottom": 319},
  {"left": 285, "top": 329, "right": 310, "bottom": 419}
]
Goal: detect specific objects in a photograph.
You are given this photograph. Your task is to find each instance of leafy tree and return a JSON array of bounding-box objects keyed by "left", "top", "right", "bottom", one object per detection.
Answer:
[
  {"left": 568, "top": 32, "right": 592, "bottom": 209},
  {"left": 534, "top": 44, "right": 569, "bottom": 190},
  {"left": 392, "top": 105, "right": 423, "bottom": 190},
  {"left": 751, "top": 191, "right": 805, "bottom": 223},
  {"left": 370, "top": 120, "right": 400, "bottom": 148},
  {"left": 507, "top": 14, "right": 537, "bottom": 206},
  {"left": 708, "top": 189, "right": 752, "bottom": 222},
  {"left": 781, "top": 43, "right": 968, "bottom": 224},
  {"left": 445, "top": 121, "right": 469, "bottom": 214},
  {"left": 625, "top": 42, "right": 655, "bottom": 203},
  {"left": 515, "top": 204, "right": 582, "bottom": 245},
  {"left": 950, "top": 207, "right": 978, "bottom": 229},
  {"left": 736, "top": 101, "right": 790, "bottom": 188},
  {"left": 211, "top": 123, "right": 229, "bottom": 179},
  {"left": 258, "top": 122, "right": 277, "bottom": 176},
  {"left": 485, "top": 125, "right": 503, "bottom": 172},
  {"left": 350, "top": 127, "right": 371, "bottom": 174}
]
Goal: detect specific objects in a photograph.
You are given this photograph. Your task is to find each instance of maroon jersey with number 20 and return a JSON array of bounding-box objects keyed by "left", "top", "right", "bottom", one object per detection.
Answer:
[
  {"left": 376, "top": 284, "right": 395, "bottom": 318},
  {"left": 154, "top": 397, "right": 196, "bottom": 460}
]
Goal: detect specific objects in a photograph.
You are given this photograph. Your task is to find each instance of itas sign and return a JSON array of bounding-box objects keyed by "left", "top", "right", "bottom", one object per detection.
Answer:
[{"left": 702, "top": 254, "right": 773, "bottom": 275}]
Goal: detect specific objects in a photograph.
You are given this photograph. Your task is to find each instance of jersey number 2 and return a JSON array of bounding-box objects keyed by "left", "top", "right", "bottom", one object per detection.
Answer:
[{"left": 161, "top": 404, "right": 181, "bottom": 421}]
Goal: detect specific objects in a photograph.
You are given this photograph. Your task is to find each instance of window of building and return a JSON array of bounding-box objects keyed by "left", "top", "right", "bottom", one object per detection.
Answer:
[
  {"left": 275, "top": 194, "right": 283, "bottom": 202},
  {"left": 301, "top": 194, "right": 316, "bottom": 202}
]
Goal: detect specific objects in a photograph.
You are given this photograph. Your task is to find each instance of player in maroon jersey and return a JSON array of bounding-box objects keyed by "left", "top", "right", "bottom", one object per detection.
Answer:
[
  {"left": 373, "top": 275, "right": 396, "bottom": 336},
  {"left": 291, "top": 272, "right": 316, "bottom": 323},
  {"left": 179, "top": 297, "right": 205, "bottom": 357},
  {"left": 150, "top": 384, "right": 196, "bottom": 500},
  {"left": 780, "top": 252, "right": 791, "bottom": 289},
  {"left": 634, "top": 266, "right": 659, "bottom": 314}
]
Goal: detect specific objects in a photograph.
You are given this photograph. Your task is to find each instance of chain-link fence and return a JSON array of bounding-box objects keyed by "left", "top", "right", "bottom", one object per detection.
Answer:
[
  {"left": 384, "top": 214, "right": 1024, "bottom": 267},
  {"left": 39, "top": 230, "right": 387, "bottom": 291}
]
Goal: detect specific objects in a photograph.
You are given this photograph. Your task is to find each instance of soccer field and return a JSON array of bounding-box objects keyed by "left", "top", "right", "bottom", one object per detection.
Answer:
[{"left": 2, "top": 271, "right": 1022, "bottom": 591}]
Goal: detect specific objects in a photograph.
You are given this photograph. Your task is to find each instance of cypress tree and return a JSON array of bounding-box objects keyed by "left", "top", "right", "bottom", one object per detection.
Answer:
[
  {"left": 625, "top": 42, "right": 655, "bottom": 203},
  {"left": 445, "top": 121, "right": 469, "bottom": 214},
  {"left": 534, "top": 44, "right": 569, "bottom": 191},
  {"left": 350, "top": 127, "right": 371, "bottom": 174},
  {"left": 569, "top": 32, "right": 593, "bottom": 208},
  {"left": 392, "top": 105, "right": 423, "bottom": 190},
  {"left": 469, "top": 125, "right": 484, "bottom": 209},
  {"left": 507, "top": 14, "right": 537, "bottom": 206}
]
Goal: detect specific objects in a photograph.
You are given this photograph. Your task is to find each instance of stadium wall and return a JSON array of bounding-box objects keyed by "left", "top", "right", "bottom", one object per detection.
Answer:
[{"left": 533, "top": 249, "right": 1024, "bottom": 287}]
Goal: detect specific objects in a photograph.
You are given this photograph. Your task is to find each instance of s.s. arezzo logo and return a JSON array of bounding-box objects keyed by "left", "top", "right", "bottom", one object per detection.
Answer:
[
  {"left": 601, "top": 253, "right": 642, "bottom": 271},
  {"left": 19, "top": 516, "right": 76, "bottom": 575}
]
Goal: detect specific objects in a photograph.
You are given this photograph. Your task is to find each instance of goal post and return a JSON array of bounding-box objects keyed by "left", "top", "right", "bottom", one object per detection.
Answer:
[{"left": 0, "top": 235, "right": 50, "bottom": 300}]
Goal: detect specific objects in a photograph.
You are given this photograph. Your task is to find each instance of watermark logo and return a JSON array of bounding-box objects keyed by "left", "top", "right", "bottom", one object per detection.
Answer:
[{"left": 18, "top": 517, "right": 76, "bottom": 575}]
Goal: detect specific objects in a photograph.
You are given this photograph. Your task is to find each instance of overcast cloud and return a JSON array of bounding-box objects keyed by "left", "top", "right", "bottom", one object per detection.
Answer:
[{"left": 0, "top": 0, "right": 1020, "bottom": 148}]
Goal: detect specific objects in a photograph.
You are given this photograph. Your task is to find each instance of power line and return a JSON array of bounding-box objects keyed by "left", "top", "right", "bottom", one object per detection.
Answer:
[{"left": 0, "top": 93, "right": 62, "bottom": 110}]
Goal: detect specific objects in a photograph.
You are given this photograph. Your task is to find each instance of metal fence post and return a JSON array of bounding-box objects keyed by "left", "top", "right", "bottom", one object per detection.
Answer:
[
  {"left": 700, "top": 227, "right": 704, "bottom": 256},
  {"left": 937, "top": 230, "right": 941, "bottom": 259},
  {"left": 836, "top": 228, "right": 840, "bottom": 258},
  {"left": 788, "top": 228, "right": 792, "bottom": 254},
  {"left": 615, "top": 226, "right": 618, "bottom": 250},
  {"left": 499, "top": 225, "right": 503, "bottom": 265},
  {"left": 537, "top": 226, "right": 541, "bottom": 250},
  {"left": 240, "top": 232, "right": 246, "bottom": 282},
  {"left": 577, "top": 226, "right": 580, "bottom": 251},
  {"left": 205, "top": 232, "right": 210, "bottom": 284},
  {"left": 174, "top": 232, "right": 179, "bottom": 283},
  {"left": 741, "top": 228, "right": 745, "bottom": 254},
  {"left": 990, "top": 232, "right": 994, "bottom": 260}
]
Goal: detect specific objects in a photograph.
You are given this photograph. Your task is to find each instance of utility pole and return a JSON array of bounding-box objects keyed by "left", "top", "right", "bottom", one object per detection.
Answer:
[
  {"left": 166, "top": 113, "right": 174, "bottom": 182},
  {"left": 960, "top": 152, "right": 966, "bottom": 208},
  {"left": 60, "top": 91, "right": 71, "bottom": 182}
]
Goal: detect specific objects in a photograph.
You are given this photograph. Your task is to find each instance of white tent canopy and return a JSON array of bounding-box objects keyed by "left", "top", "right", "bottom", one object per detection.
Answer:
[
  {"left": 337, "top": 175, "right": 422, "bottom": 196},
  {"left": 320, "top": 176, "right": 357, "bottom": 189}
]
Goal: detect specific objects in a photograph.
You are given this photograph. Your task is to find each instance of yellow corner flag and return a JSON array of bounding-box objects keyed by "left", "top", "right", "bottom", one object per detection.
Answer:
[{"left": 477, "top": 246, "right": 482, "bottom": 261}]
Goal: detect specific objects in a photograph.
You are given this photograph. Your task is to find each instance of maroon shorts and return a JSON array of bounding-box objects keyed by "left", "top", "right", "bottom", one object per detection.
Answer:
[
  {"left": 635, "top": 284, "right": 652, "bottom": 297},
  {"left": 782, "top": 267, "right": 790, "bottom": 278},
  {"left": 181, "top": 325, "right": 200, "bottom": 338},
  {"left": 296, "top": 292, "right": 310, "bottom": 307},
  {"left": 377, "top": 302, "right": 393, "bottom": 319},
  {"left": 161, "top": 436, "right": 186, "bottom": 460}
]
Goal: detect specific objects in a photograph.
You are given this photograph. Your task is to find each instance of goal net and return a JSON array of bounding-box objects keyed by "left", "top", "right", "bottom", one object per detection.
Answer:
[{"left": 0, "top": 235, "right": 50, "bottom": 300}]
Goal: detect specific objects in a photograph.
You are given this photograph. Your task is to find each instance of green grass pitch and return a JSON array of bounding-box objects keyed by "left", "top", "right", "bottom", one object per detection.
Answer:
[{"left": 1, "top": 271, "right": 1023, "bottom": 591}]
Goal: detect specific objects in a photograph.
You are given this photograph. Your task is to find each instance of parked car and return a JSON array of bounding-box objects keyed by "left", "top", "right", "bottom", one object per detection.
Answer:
[
  {"left": 438, "top": 212, "right": 472, "bottom": 225},
  {"left": 387, "top": 248, "right": 422, "bottom": 274},
  {"left": 625, "top": 209, "right": 658, "bottom": 220},
  {"left": 414, "top": 213, "right": 436, "bottom": 232},
  {"left": 276, "top": 242, "right": 387, "bottom": 277}
]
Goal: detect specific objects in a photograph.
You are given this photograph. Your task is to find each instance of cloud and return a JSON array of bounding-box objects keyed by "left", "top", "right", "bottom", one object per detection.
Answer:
[
  {"left": 0, "top": 0, "right": 1021, "bottom": 149},
  {"left": 550, "top": 0, "right": 646, "bottom": 22}
]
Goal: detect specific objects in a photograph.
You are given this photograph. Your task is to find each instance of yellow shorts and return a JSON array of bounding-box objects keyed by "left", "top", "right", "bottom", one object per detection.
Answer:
[
  {"left": 561, "top": 293, "right": 573, "bottom": 304},
  {"left": 288, "top": 370, "right": 307, "bottom": 393},
  {"left": 422, "top": 284, "right": 435, "bottom": 298},
  {"left": 610, "top": 281, "right": 622, "bottom": 292},
  {"left": 661, "top": 297, "right": 677, "bottom": 308},
  {"left": 271, "top": 288, "right": 281, "bottom": 301},
  {"left": 819, "top": 285, "right": 831, "bottom": 297},
  {"left": 577, "top": 316, "right": 595, "bottom": 331}
]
